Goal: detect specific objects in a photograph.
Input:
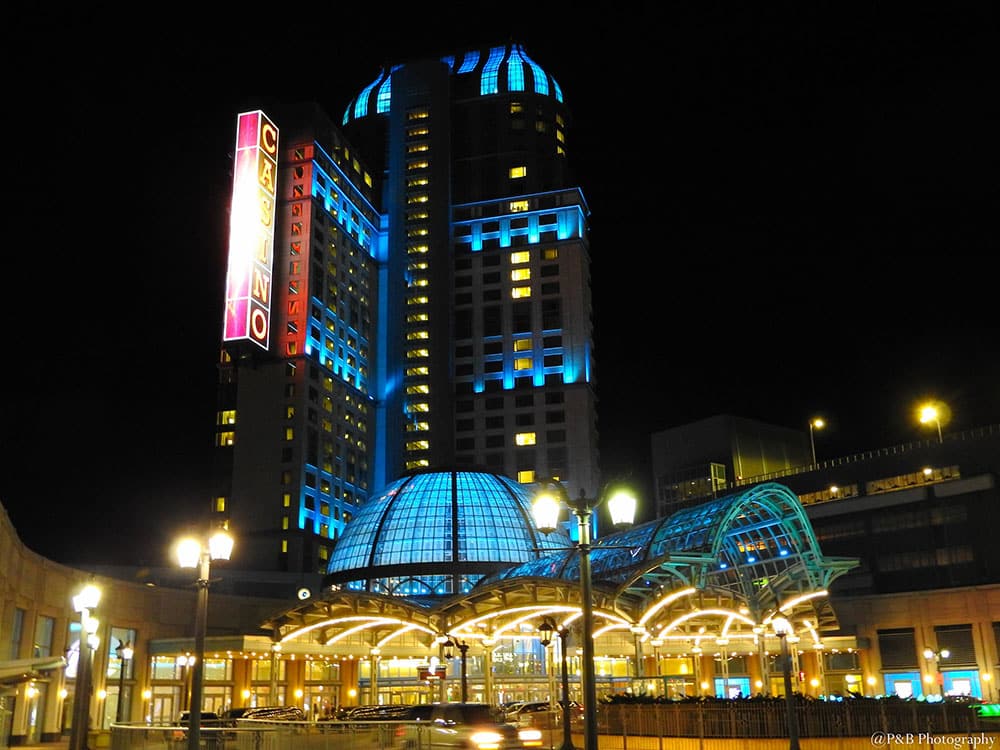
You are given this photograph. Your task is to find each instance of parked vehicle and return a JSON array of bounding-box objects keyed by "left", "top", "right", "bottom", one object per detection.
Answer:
[
  {"left": 395, "top": 703, "right": 542, "bottom": 750},
  {"left": 220, "top": 706, "right": 305, "bottom": 723},
  {"left": 504, "top": 701, "right": 550, "bottom": 724}
]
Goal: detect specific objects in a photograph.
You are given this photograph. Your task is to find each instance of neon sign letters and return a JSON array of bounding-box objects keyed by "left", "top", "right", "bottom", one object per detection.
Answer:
[{"left": 223, "top": 110, "right": 279, "bottom": 350}]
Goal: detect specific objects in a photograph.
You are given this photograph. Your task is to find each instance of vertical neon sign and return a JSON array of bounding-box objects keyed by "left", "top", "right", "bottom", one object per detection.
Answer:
[{"left": 223, "top": 110, "right": 279, "bottom": 350}]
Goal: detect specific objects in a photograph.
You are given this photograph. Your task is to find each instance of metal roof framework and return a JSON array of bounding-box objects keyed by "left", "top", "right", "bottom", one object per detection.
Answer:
[{"left": 266, "top": 483, "right": 858, "bottom": 656}]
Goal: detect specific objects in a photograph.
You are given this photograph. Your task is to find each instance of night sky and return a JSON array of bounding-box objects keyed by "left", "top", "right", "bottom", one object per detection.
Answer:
[{"left": 3, "top": 7, "right": 996, "bottom": 567}]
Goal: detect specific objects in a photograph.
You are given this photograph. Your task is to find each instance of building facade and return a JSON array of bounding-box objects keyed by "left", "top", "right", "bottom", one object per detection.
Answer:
[{"left": 213, "top": 44, "right": 601, "bottom": 574}]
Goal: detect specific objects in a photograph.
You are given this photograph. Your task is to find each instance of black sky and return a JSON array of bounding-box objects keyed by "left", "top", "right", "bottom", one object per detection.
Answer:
[{"left": 2, "top": 6, "right": 996, "bottom": 567}]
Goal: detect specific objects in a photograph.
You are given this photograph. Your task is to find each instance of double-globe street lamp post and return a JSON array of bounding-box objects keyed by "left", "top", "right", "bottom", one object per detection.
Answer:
[
  {"left": 176, "top": 529, "right": 234, "bottom": 750},
  {"left": 531, "top": 481, "right": 637, "bottom": 750},
  {"left": 70, "top": 583, "right": 102, "bottom": 750}
]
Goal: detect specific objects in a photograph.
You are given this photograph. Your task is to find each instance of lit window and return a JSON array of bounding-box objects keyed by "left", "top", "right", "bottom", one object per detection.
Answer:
[
  {"left": 281, "top": 540, "right": 288, "bottom": 553},
  {"left": 407, "top": 143, "right": 429, "bottom": 153},
  {"left": 407, "top": 331, "right": 430, "bottom": 340},
  {"left": 514, "top": 339, "right": 532, "bottom": 352},
  {"left": 285, "top": 428, "right": 294, "bottom": 441},
  {"left": 556, "top": 114, "right": 564, "bottom": 127},
  {"left": 283, "top": 494, "right": 291, "bottom": 507},
  {"left": 408, "top": 278, "right": 429, "bottom": 287},
  {"left": 511, "top": 286, "right": 532, "bottom": 298},
  {"left": 510, "top": 102, "right": 523, "bottom": 114},
  {"left": 407, "top": 228, "right": 429, "bottom": 237},
  {"left": 406, "top": 366, "right": 430, "bottom": 376},
  {"left": 406, "top": 440, "right": 430, "bottom": 451},
  {"left": 510, "top": 200, "right": 529, "bottom": 213},
  {"left": 406, "top": 459, "right": 430, "bottom": 469},
  {"left": 408, "top": 262, "right": 429, "bottom": 271},
  {"left": 408, "top": 126, "right": 430, "bottom": 137},
  {"left": 556, "top": 130, "right": 565, "bottom": 143},
  {"left": 407, "top": 160, "right": 430, "bottom": 170},
  {"left": 282, "top": 516, "right": 289, "bottom": 530},
  {"left": 214, "top": 496, "right": 226, "bottom": 512},
  {"left": 515, "top": 432, "right": 537, "bottom": 446},
  {"left": 406, "top": 349, "right": 430, "bottom": 359},
  {"left": 406, "top": 402, "right": 430, "bottom": 413},
  {"left": 408, "top": 244, "right": 429, "bottom": 254},
  {"left": 407, "top": 178, "right": 430, "bottom": 188},
  {"left": 543, "top": 248, "right": 559, "bottom": 260},
  {"left": 215, "top": 432, "right": 235, "bottom": 447},
  {"left": 518, "top": 470, "right": 536, "bottom": 484},
  {"left": 514, "top": 357, "right": 532, "bottom": 371},
  {"left": 407, "top": 296, "right": 429, "bottom": 305},
  {"left": 407, "top": 110, "right": 429, "bottom": 120},
  {"left": 510, "top": 251, "right": 530, "bottom": 264},
  {"left": 364, "top": 173, "right": 372, "bottom": 187},
  {"left": 406, "top": 384, "right": 430, "bottom": 394},
  {"left": 406, "top": 422, "right": 430, "bottom": 431},
  {"left": 407, "top": 194, "right": 429, "bottom": 204},
  {"left": 407, "top": 313, "right": 430, "bottom": 322},
  {"left": 509, "top": 166, "right": 527, "bottom": 178},
  {"left": 511, "top": 268, "right": 531, "bottom": 281}
]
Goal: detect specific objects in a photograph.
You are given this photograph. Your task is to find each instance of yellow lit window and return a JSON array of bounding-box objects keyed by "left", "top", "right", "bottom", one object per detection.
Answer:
[
  {"left": 214, "top": 496, "right": 226, "bottom": 512},
  {"left": 406, "top": 422, "right": 430, "bottom": 431},
  {"left": 543, "top": 248, "right": 559, "bottom": 260},
  {"left": 282, "top": 516, "right": 290, "bottom": 530},
  {"left": 406, "top": 384, "right": 430, "bottom": 394},
  {"left": 364, "top": 172, "right": 372, "bottom": 187},
  {"left": 408, "top": 126, "right": 430, "bottom": 137},
  {"left": 406, "top": 440, "right": 430, "bottom": 451},
  {"left": 408, "top": 110, "right": 429, "bottom": 120},
  {"left": 408, "top": 179, "right": 429, "bottom": 189},
  {"left": 408, "top": 278, "right": 429, "bottom": 287},
  {"left": 511, "top": 268, "right": 531, "bottom": 281},
  {"left": 285, "top": 428, "right": 294, "bottom": 441},
  {"left": 407, "top": 143, "right": 430, "bottom": 153},
  {"left": 518, "top": 470, "right": 536, "bottom": 484},
  {"left": 510, "top": 200, "right": 529, "bottom": 213},
  {"left": 557, "top": 145, "right": 565, "bottom": 156},
  {"left": 510, "top": 102, "right": 523, "bottom": 114},
  {"left": 515, "top": 432, "right": 537, "bottom": 446},
  {"left": 283, "top": 493, "right": 291, "bottom": 507},
  {"left": 406, "top": 459, "right": 430, "bottom": 469},
  {"left": 407, "top": 227, "right": 429, "bottom": 237},
  {"left": 556, "top": 130, "right": 565, "bottom": 143},
  {"left": 407, "top": 313, "right": 429, "bottom": 322},
  {"left": 286, "top": 406, "right": 295, "bottom": 419},
  {"left": 407, "top": 296, "right": 429, "bottom": 305},
  {"left": 408, "top": 244, "right": 429, "bottom": 254},
  {"left": 406, "top": 366, "right": 430, "bottom": 376},
  {"left": 408, "top": 261, "right": 429, "bottom": 271},
  {"left": 406, "top": 402, "right": 430, "bottom": 413},
  {"left": 407, "top": 160, "right": 429, "bottom": 170},
  {"left": 511, "top": 286, "right": 532, "bottom": 298},
  {"left": 514, "top": 357, "right": 532, "bottom": 371},
  {"left": 510, "top": 251, "right": 530, "bottom": 264},
  {"left": 407, "top": 211, "right": 430, "bottom": 220},
  {"left": 407, "top": 331, "right": 429, "bottom": 340},
  {"left": 281, "top": 540, "right": 288, "bottom": 553},
  {"left": 218, "top": 409, "right": 236, "bottom": 425},
  {"left": 513, "top": 339, "right": 532, "bottom": 352},
  {"left": 215, "top": 432, "right": 235, "bottom": 447},
  {"left": 509, "top": 166, "right": 527, "bottom": 178},
  {"left": 406, "top": 349, "right": 430, "bottom": 359},
  {"left": 407, "top": 194, "right": 429, "bottom": 204}
]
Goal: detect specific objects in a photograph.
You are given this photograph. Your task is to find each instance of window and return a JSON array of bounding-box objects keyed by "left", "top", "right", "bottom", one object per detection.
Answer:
[
  {"left": 518, "top": 469, "right": 536, "bottom": 483},
  {"left": 406, "top": 440, "right": 430, "bottom": 451},
  {"left": 513, "top": 338, "right": 532, "bottom": 352},
  {"left": 543, "top": 248, "right": 558, "bottom": 260},
  {"left": 509, "top": 166, "right": 527, "bottom": 178},
  {"left": 511, "top": 269, "right": 531, "bottom": 281},
  {"left": 514, "top": 357, "right": 532, "bottom": 371},
  {"left": 510, "top": 200, "right": 530, "bottom": 213},
  {"left": 515, "top": 432, "right": 536, "bottom": 446},
  {"left": 511, "top": 286, "right": 531, "bottom": 299},
  {"left": 510, "top": 251, "right": 530, "bottom": 264}
]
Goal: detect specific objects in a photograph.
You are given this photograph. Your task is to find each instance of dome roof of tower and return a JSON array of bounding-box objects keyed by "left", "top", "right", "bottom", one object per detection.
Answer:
[
  {"left": 324, "top": 470, "right": 571, "bottom": 598},
  {"left": 342, "top": 43, "right": 564, "bottom": 125}
]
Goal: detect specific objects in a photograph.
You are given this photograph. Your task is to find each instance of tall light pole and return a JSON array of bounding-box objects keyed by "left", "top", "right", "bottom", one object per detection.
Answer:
[
  {"left": 540, "top": 620, "right": 575, "bottom": 750},
  {"left": 532, "top": 482, "right": 637, "bottom": 750},
  {"left": 176, "top": 529, "right": 234, "bottom": 750},
  {"left": 70, "top": 582, "right": 102, "bottom": 750},
  {"left": 923, "top": 647, "right": 950, "bottom": 697},
  {"left": 771, "top": 618, "right": 800, "bottom": 750},
  {"left": 808, "top": 418, "right": 825, "bottom": 466},
  {"left": 115, "top": 640, "right": 133, "bottom": 723},
  {"left": 919, "top": 404, "right": 944, "bottom": 444}
]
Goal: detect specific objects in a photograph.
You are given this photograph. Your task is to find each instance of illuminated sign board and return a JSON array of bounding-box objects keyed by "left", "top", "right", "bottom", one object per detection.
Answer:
[{"left": 223, "top": 110, "right": 279, "bottom": 350}]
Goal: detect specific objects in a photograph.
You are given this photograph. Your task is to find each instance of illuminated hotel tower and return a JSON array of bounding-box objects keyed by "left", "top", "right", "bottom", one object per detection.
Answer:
[{"left": 214, "top": 44, "right": 600, "bottom": 574}]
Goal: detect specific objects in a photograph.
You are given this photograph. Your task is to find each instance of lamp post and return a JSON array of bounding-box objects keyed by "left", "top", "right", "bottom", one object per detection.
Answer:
[
  {"left": 540, "top": 621, "right": 575, "bottom": 750},
  {"left": 532, "top": 482, "right": 637, "bottom": 750},
  {"left": 919, "top": 404, "right": 944, "bottom": 444},
  {"left": 923, "top": 647, "right": 950, "bottom": 697},
  {"left": 176, "top": 529, "right": 234, "bottom": 750},
  {"left": 808, "top": 418, "right": 825, "bottom": 466},
  {"left": 115, "top": 640, "right": 133, "bottom": 723},
  {"left": 442, "top": 636, "right": 470, "bottom": 702},
  {"left": 771, "top": 618, "right": 800, "bottom": 750},
  {"left": 70, "top": 582, "right": 101, "bottom": 750}
]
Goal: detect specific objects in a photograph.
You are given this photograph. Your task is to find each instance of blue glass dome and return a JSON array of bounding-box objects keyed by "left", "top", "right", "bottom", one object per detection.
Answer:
[
  {"left": 324, "top": 470, "right": 572, "bottom": 598},
  {"left": 343, "top": 43, "right": 564, "bottom": 125}
]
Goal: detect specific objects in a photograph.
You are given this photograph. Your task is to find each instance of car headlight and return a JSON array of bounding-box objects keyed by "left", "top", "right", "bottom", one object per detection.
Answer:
[
  {"left": 518, "top": 728, "right": 543, "bottom": 747},
  {"left": 469, "top": 731, "right": 504, "bottom": 749}
]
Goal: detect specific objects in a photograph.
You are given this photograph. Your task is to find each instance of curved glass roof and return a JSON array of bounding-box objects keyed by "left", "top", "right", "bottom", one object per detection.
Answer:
[
  {"left": 325, "top": 470, "right": 571, "bottom": 597},
  {"left": 343, "top": 43, "right": 563, "bottom": 126}
]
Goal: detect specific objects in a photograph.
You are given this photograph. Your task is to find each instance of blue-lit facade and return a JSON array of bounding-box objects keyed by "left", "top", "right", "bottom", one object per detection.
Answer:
[{"left": 213, "top": 43, "right": 600, "bottom": 575}]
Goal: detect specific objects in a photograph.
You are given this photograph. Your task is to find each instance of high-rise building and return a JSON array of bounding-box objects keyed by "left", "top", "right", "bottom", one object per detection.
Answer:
[{"left": 212, "top": 44, "right": 600, "bottom": 573}]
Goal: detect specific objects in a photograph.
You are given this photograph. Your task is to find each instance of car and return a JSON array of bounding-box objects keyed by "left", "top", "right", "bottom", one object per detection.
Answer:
[
  {"left": 396, "top": 703, "right": 543, "bottom": 750},
  {"left": 220, "top": 706, "right": 306, "bottom": 723},
  {"left": 504, "top": 701, "right": 551, "bottom": 724}
]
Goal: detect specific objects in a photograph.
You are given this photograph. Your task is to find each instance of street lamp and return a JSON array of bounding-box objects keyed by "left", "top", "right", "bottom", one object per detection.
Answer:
[
  {"left": 919, "top": 404, "right": 944, "bottom": 444},
  {"left": 115, "top": 640, "right": 133, "bottom": 723},
  {"left": 771, "top": 617, "right": 800, "bottom": 750},
  {"left": 540, "top": 620, "right": 575, "bottom": 750},
  {"left": 923, "top": 647, "right": 950, "bottom": 696},
  {"left": 808, "top": 418, "right": 825, "bottom": 466},
  {"left": 176, "top": 528, "right": 234, "bottom": 750},
  {"left": 70, "top": 582, "right": 102, "bottom": 750},
  {"left": 442, "top": 636, "right": 470, "bottom": 702},
  {"left": 532, "top": 481, "right": 637, "bottom": 750}
]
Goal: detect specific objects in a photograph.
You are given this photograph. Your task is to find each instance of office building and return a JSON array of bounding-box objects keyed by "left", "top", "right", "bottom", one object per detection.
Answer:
[{"left": 212, "top": 44, "right": 600, "bottom": 574}]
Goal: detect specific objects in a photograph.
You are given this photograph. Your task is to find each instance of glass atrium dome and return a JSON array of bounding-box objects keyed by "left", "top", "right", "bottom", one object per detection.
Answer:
[{"left": 324, "top": 470, "right": 571, "bottom": 598}]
